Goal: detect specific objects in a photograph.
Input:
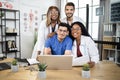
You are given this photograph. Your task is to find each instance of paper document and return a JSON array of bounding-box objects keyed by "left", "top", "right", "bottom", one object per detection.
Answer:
[
  {"left": 27, "top": 58, "right": 39, "bottom": 65},
  {"left": 72, "top": 56, "right": 90, "bottom": 66}
]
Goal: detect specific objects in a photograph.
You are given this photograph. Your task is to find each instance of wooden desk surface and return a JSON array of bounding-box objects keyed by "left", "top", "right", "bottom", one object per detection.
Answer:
[{"left": 0, "top": 59, "right": 120, "bottom": 80}]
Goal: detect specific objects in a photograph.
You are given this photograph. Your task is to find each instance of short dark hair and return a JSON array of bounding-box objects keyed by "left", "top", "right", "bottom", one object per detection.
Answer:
[
  {"left": 58, "top": 22, "right": 70, "bottom": 31},
  {"left": 65, "top": 2, "right": 75, "bottom": 9}
]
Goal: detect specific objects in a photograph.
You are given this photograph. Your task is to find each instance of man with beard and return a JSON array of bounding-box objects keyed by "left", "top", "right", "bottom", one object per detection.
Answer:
[
  {"left": 61, "top": 2, "right": 85, "bottom": 26},
  {"left": 61, "top": 2, "right": 85, "bottom": 41}
]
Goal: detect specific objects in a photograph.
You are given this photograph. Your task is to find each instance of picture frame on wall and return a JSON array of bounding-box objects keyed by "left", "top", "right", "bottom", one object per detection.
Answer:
[
  {"left": 41, "top": 14, "right": 46, "bottom": 20},
  {"left": 96, "top": 7, "right": 104, "bottom": 16}
]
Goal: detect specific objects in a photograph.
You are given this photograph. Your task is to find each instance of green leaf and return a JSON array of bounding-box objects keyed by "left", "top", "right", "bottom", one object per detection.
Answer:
[
  {"left": 37, "top": 63, "right": 47, "bottom": 71},
  {"left": 12, "top": 59, "right": 18, "bottom": 65},
  {"left": 82, "top": 64, "right": 90, "bottom": 71}
]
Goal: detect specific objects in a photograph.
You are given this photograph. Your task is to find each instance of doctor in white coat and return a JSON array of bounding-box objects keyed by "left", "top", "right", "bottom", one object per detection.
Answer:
[
  {"left": 31, "top": 6, "right": 60, "bottom": 58},
  {"left": 71, "top": 22, "right": 99, "bottom": 68}
]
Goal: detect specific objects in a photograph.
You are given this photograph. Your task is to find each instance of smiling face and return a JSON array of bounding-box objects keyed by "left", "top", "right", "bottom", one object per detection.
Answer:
[
  {"left": 57, "top": 26, "right": 68, "bottom": 42},
  {"left": 65, "top": 6, "right": 75, "bottom": 18},
  {"left": 50, "top": 8, "right": 59, "bottom": 21},
  {"left": 71, "top": 24, "right": 82, "bottom": 39}
]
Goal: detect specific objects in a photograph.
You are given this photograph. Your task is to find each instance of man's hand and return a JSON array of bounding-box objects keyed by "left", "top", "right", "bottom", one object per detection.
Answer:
[
  {"left": 64, "top": 50, "right": 71, "bottom": 55},
  {"left": 44, "top": 48, "right": 51, "bottom": 55}
]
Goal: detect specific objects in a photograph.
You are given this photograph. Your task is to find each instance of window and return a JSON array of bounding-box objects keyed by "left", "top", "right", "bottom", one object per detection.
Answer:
[{"left": 65, "top": 0, "right": 100, "bottom": 39}]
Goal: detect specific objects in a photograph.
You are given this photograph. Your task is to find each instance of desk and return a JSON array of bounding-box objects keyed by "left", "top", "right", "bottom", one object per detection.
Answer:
[{"left": 0, "top": 59, "right": 120, "bottom": 80}]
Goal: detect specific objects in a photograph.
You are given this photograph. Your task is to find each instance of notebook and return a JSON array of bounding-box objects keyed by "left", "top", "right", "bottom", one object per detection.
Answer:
[
  {"left": 27, "top": 58, "right": 39, "bottom": 65},
  {"left": 37, "top": 55, "right": 73, "bottom": 70},
  {"left": 0, "top": 62, "right": 11, "bottom": 71}
]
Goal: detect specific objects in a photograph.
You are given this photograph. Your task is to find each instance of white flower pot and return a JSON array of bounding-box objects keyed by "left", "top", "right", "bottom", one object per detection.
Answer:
[
  {"left": 82, "top": 70, "right": 90, "bottom": 78},
  {"left": 11, "top": 64, "right": 19, "bottom": 72},
  {"left": 37, "top": 71, "right": 46, "bottom": 79}
]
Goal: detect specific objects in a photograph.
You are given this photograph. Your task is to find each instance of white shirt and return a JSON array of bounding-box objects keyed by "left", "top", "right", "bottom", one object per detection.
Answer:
[
  {"left": 72, "top": 35, "right": 99, "bottom": 66},
  {"left": 61, "top": 16, "right": 85, "bottom": 26},
  {"left": 31, "top": 19, "right": 58, "bottom": 58}
]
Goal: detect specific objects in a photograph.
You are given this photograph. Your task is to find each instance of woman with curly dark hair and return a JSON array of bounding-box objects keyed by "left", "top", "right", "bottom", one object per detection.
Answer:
[{"left": 71, "top": 22, "right": 99, "bottom": 68}]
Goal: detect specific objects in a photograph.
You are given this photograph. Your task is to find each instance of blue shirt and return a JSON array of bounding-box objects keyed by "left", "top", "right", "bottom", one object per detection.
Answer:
[{"left": 45, "top": 34, "right": 72, "bottom": 55}]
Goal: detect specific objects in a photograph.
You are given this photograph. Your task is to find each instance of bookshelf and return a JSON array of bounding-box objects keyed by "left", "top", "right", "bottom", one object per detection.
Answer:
[
  {"left": 0, "top": 8, "right": 21, "bottom": 58},
  {"left": 102, "top": 23, "right": 120, "bottom": 64}
]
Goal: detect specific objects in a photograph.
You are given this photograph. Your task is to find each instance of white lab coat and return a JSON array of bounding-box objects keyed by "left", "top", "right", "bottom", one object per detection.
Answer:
[
  {"left": 31, "top": 19, "right": 58, "bottom": 58},
  {"left": 72, "top": 35, "right": 99, "bottom": 66},
  {"left": 61, "top": 16, "right": 86, "bottom": 26}
]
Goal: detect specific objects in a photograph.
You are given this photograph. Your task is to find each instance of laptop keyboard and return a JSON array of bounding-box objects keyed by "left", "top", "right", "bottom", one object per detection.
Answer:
[{"left": 0, "top": 62, "right": 11, "bottom": 71}]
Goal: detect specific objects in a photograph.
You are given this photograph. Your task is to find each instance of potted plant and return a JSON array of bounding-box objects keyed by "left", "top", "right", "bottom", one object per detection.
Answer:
[
  {"left": 11, "top": 59, "right": 19, "bottom": 72},
  {"left": 82, "top": 63, "right": 90, "bottom": 78},
  {"left": 37, "top": 63, "right": 47, "bottom": 79}
]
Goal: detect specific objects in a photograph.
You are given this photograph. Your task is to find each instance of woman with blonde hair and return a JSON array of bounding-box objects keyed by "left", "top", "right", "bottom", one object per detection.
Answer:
[{"left": 31, "top": 6, "right": 60, "bottom": 58}]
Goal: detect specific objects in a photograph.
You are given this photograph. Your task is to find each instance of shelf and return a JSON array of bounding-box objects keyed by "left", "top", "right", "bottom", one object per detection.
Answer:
[
  {"left": 104, "top": 48, "right": 116, "bottom": 51},
  {"left": 95, "top": 40, "right": 119, "bottom": 45},
  {"left": 103, "top": 36, "right": 114, "bottom": 38},
  {"left": 1, "top": 18, "right": 20, "bottom": 21},
  {"left": 103, "top": 36, "right": 120, "bottom": 38},
  {"left": 5, "top": 33, "right": 17, "bottom": 36},
  {"left": 2, "top": 35, "right": 20, "bottom": 37},
  {"left": 3, "top": 50, "right": 20, "bottom": 53},
  {"left": 0, "top": 8, "right": 21, "bottom": 58},
  {"left": 0, "top": 25, "right": 5, "bottom": 27},
  {"left": 102, "top": 23, "right": 120, "bottom": 64},
  {"left": 104, "top": 22, "right": 120, "bottom": 24},
  {"left": 0, "top": 8, "right": 19, "bottom": 12}
]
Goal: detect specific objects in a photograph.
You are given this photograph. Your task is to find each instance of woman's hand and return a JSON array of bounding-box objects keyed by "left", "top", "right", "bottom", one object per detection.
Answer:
[
  {"left": 47, "top": 32, "right": 56, "bottom": 38},
  {"left": 36, "top": 51, "right": 41, "bottom": 61},
  {"left": 88, "top": 61, "right": 95, "bottom": 68}
]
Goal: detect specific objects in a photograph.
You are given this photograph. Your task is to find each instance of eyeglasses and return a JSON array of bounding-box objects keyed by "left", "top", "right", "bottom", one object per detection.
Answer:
[
  {"left": 50, "top": 11, "right": 58, "bottom": 14},
  {"left": 58, "top": 29, "right": 67, "bottom": 33},
  {"left": 71, "top": 28, "right": 81, "bottom": 31}
]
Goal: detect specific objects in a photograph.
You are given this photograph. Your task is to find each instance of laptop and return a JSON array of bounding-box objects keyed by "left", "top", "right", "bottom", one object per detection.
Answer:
[
  {"left": 0, "top": 62, "right": 11, "bottom": 71},
  {"left": 37, "top": 55, "right": 73, "bottom": 70}
]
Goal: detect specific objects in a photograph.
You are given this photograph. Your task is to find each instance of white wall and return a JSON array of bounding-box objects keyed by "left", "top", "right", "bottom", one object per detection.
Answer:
[{"left": 61, "top": 0, "right": 66, "bottom": 19}]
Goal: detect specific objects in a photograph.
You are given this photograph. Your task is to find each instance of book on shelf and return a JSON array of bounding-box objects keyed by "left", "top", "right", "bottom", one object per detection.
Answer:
[{"left": 6, "top": 40, "right": 17, "bottom": 52}]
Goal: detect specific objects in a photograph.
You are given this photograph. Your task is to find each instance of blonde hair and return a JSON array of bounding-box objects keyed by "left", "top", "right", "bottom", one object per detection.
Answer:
[{"left": 46, "top": 6, "right": 61, "bottom": 27}]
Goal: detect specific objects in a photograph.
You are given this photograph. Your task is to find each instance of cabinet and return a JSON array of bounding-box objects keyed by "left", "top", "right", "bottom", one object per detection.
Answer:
[
  {"left": 111, "top": 2, "right": 120, "bottom": 22},
  {"left": 102, "top": 23, "right": 120, "bottom": 64},
  {"left": 0, "top": 8, "right": 21, "bottom": 58}
]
